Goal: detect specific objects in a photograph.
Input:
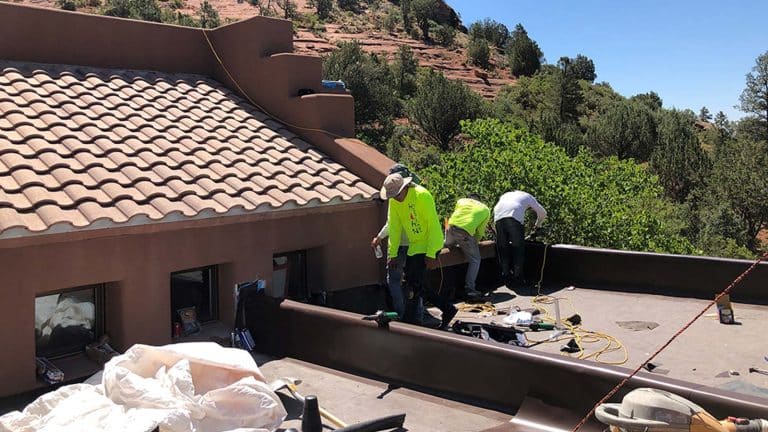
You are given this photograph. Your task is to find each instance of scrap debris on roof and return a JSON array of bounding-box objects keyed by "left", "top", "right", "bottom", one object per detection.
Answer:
[{"left": 0, "top": 61, "right": 378, "bottom": 239}]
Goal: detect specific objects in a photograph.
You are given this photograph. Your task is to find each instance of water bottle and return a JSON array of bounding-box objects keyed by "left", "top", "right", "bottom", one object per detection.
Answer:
[{"left": 374, "top": 244, "right": 383, "bottom": 259}]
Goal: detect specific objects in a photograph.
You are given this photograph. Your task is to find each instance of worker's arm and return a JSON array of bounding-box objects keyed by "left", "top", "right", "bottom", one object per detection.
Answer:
[
  {"left": 372, "top": 221, "right": 389, "bottom": 248},
  {"left": 387, "top": 203, "right": 402, "bottom": 258},
  {"left": 422, "top": 191, "right": 444, "bottom": 259},
  {"left": 530, "top": 198, "right": 547, "bottom": 228},
  {"left": 475, "top": 206, "right": 490, "bottom": 241}
]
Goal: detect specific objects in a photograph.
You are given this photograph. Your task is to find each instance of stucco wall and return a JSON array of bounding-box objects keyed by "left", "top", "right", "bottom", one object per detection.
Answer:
[{"left": 0, "top": 202, "right": 382, "bottom": 397}]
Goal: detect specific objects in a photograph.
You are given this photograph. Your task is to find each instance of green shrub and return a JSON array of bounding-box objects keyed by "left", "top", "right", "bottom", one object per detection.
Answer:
[
  {"left": 421, "top": 119, "right": 695, "bottom": 255},
  {"left": 57, "top": 0, "right": 77, "bottom": 10},
  {"left": 382, "top": 9, "right": 399, "bottom": 32},
  {"left": 467, "top": 37, "right": 490, "bottom": 68},
  {"left": 433, "top": 24, "right": 456, "bottom": 47}
]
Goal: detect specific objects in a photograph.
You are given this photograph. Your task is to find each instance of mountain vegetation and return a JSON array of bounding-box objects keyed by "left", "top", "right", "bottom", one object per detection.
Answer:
[{"left": 38, "top": 0, "right": 768, "bottom": 258}]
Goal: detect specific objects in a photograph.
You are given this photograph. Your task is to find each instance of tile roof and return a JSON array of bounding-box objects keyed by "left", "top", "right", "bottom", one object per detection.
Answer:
[{"left": 0, "top": 61, "right": 378, "bottom": 239}]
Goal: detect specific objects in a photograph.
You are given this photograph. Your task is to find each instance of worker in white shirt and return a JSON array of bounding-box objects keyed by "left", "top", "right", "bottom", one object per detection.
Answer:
[{"left": 493, "top": 190, "right": 547, "bottom": 292}]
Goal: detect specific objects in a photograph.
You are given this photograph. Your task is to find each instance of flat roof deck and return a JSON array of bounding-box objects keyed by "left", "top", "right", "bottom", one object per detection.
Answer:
[
  {"left": 255, "top": 354, "right": 510, "bottom": 431},
  {"left": 449, "top": 284, "right": 768, "bottom": 400}
]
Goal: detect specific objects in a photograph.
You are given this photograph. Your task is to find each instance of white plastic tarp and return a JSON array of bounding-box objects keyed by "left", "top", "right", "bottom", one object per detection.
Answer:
[{"left": 0, "top": 342, "right": 286, "bottom": 432}]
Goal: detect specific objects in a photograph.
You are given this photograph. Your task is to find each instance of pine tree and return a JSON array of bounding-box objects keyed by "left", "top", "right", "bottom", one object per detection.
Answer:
[
  {"left": 506, "top": 24, "right": 543, "bottom": 77},
  {"left": 738, "top": 51, "right": 768, "bottom": 141}
]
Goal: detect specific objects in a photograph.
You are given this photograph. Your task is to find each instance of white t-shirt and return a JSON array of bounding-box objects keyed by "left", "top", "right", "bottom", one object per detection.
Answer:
[{"left": 493, "top": 191, "right": 547, "bottom": 226}]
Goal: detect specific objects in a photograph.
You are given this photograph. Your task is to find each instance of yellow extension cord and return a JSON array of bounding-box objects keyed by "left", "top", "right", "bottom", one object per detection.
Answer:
[{"left": 525, "top": 245, "right": 629, "bottom": 365}]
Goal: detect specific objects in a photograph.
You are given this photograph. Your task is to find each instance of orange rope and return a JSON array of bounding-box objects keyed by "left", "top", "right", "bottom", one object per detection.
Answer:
[
  {"left": 200, "top": 29, "right": 346, "bottom": 139},
  {"left": 571, "top": 250, "right": 768, "bottom": 432}
]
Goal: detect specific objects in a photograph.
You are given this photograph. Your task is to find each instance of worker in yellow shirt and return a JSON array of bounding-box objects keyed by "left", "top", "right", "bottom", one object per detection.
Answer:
[
  {"left": 444, "top": 195, "right": 490, "bottom": 299},
  {"left": 381, "top": 173, "right": 458, "bottom": 328}
]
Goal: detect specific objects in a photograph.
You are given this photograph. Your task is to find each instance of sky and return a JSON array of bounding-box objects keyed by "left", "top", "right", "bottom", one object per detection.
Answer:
[{"left": 445, "top": 0, "right": 768, "bottom": 120}]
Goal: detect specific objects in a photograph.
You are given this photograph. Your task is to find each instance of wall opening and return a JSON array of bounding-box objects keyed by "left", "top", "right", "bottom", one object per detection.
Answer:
[
  {"left": 35, "top": 284, "right": 105, "bottom": 359},
  {"left": 273, "top": 251, "right": 307, "bottom": 299},
  {"left": 170, "top": 266, "right": 219, "bottom": 334}
]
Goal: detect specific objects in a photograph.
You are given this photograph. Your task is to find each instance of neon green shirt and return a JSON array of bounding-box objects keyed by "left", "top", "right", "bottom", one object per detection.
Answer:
[
  {"left": 387, "top": 185, "right": 444, "bottom": 259},
  {"left": 448, "top": 198, "right": 490, "bottom": 240}
]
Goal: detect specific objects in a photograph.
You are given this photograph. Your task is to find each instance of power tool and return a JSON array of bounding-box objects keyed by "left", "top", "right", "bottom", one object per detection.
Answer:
[
  {"left": 362, "top": 311, "right": 399, "bottom": 328},
  {"left": 595, "top": 388, "right": 768, "bottom": 432}
]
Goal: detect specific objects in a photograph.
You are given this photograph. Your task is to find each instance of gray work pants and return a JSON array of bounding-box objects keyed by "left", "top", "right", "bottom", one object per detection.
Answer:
[{"left": 444, "top": 225, "right": 481, "bottom": 290}]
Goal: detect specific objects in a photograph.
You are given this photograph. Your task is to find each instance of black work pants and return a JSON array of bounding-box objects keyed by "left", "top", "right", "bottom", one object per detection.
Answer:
[
  {"left": 402, "top": 254, "right": 454, "bottom": 324},
  {"left": 495, "top": 217, "right": 525, "bottom": 287}
]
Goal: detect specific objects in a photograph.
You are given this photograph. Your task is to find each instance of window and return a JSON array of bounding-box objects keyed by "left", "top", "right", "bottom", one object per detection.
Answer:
[
  {"left": 35, "top": 284, "right": 105, "bottom": 359},
  {"left": 273, "top": 251, "right": 307, "bottom": 299},
  {"left": 170, "top": 266, "right": 218, "bottom": 329}
]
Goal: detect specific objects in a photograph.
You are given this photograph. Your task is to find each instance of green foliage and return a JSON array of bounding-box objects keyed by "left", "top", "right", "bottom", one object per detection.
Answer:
[
  {"left": 699, "top": 106, "right": 712, "bottom": 121},
  {"left": 701, "top": 138, "right": 768, "bottom": 250},
  {"left": 579, "top": 81, "right": 623, "bottom": 121},
  {"left": 433, "top": 24, "right": 456, "bottom": 47},
  {"left": 506, "top": 24, "right": 543, "bottom": 77},
  {"left": 337, "top": 0, "right": 359, "bottom": 11},
  {"left": 629, "top": 91, "right": 663, "bottom": 111},
  {"left": 567, "top": 54, "right": 596, "bottom": 82},
  {"left": 400, "top": 0, "right": 411, "bottom": 31},
  {"left": 315, "top": 0, "right": 332, "bottom": 19},
  {"left": 57, "top": 0, "right": 77, "bottom": 10},
  {"left": 104, "top": 0, "right": 162, "bottom": 21},
  {"left": 554, "top": 58, "right": 584, "bottom": 123},
  {"left": 585, "top": 99, "right": 657, "bottom": 160},
  {"left": 468, "top": 18, "right": 509, "bottom": 48},
  {"left": 410, "top": 0, "right": 437, "bottom": 40},
  {"left": 275, "top": 0, "right": 297, "bottom": 19},
  {"left": 467, "top": 36, "right": 491, "bottom": 69},
  {"left": 198, "top": 0, "right": 220, "bottom": 28},
  {"left": 738, "top": 51, "right": 768, "bottom": 141},
  {"left": 421, "top": 119, "right": 694, "bottom": 254},
  {"left": 382, "top": 8, "right": 399, "bottom": 32},
  {"left": 650, "top": 109, "right": 710, "bottom": 202},
  {"left": 391, "top": 45, "right": 418, "bottom": 99},
  {"left": 407, "top": 69, "right": 484, "bottom": 150},
  {"left": 323, "top": 42, "right": 398, "bottom": 146}
]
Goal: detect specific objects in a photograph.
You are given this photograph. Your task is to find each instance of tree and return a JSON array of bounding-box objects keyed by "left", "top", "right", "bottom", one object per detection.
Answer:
[
  {"left": 104, "top": 0, "right": 162, "bottom": 21},
  {"left": 323, "top": 42, "right": 398, "bottom": 144},
  {"left": 698, "top": 106, "right": 712, "bottom": 121},
  {"left": 400, "top": 0, "right": 412, "bottom": 31},
  {"left": 315, "top": 0, "right": 332, "bottom": 19},
  {"left": 506, "top": 24, "right": 543, "bottom": 77},
  {"left": 738, "top": 51, "right": 768, "bottom": 141},
  {"left": 407, "top": 69, "right": 484, "bottom": 150},
  {"left": 410, "top": 0, "right": 437, "bottom": 40},
  {"left": 555, "top": 57, "right": 584, "bottom": 123},
  {"left": 467, "top": 36, "right": 490, "bottom": 69},
  {"left": 421, "top": 119, "right": 694, "bottom": 254},
  {"left": 198, "top": 0, "right": 220, "bottom": 28},
  {"left": 468, "top": 18, "right": 509, "bottom": 48},
  {"left": 629, "top": 91, "right": 663, "bottom": 111},
  {"left": 585, "top": 100, "right": 658, "bottom": 161},
  {"left": 391, "top": 44, "right": 419, "bottom": 99},
  {"left": 433, "top": 24, "right": 456, "bottom": 47},
  {"left": 567, "top": 54, "right": 596, "bottom": 82},
  {"left": 650, "top": 109, "right": 710, "bottom": 202},
  {"left": 701, "top": 138, "right": 768, "bottom": 250},
  {"left": 337, "top": 0, "right": 359, "bottom": 11},
  {"left": 275, "top": 0, "right": 297, "bottom": 19}
]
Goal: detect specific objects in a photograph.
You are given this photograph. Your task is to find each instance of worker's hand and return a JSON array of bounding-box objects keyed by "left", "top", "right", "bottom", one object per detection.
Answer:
[
  {"left": 386, "top": 258, "right": 397, "bottom": 269},
  {"left": 370, "top": 236, "right": 381, "bottom": 249}
]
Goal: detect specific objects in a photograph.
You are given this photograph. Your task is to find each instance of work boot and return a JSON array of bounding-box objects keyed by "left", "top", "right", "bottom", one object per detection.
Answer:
[
  {"left": 465, "top": 288, "right": 482, "bottom": 300},
  {"left": 441, "top": 305, "right": 458, "bottom": 329}
]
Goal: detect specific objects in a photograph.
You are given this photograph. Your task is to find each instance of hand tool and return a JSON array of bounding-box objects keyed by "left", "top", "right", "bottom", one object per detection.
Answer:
[{"left": 270, "top": 377, "right": 347, "bottom": 428}]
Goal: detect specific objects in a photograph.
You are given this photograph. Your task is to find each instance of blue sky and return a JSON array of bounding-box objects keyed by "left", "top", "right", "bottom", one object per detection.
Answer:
[{"left": 445, "top": 0, "right": 768, "bottom": 120}]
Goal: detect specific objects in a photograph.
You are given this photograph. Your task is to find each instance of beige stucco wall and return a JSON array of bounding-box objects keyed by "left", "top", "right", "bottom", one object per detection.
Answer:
[{"left": 0, "top": 202, "right": 382, "bottom": 397}]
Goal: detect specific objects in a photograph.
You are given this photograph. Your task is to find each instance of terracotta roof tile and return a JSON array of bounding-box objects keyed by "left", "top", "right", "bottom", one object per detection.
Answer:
[{"left": 0, "top": 61, "right": 377, "bottom": 238}]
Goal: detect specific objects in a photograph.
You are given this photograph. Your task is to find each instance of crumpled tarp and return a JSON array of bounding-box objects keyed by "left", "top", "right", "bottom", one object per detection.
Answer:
[{"left": 0, "top": 342, "right": 287, "bottom": 432}]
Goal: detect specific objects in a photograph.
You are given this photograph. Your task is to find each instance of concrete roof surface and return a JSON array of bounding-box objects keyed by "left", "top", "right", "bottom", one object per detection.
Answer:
[
  {"left": 0, "top": 60, "right": 377, "bottom": 239},
  {"left": 450, "top": 285, "right": 768, "bottom": 401}
]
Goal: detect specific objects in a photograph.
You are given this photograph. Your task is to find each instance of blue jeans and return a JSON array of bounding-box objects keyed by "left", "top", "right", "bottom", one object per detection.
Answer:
[{"left": 387, "top": 246, "right": 425, "bottom": 321}]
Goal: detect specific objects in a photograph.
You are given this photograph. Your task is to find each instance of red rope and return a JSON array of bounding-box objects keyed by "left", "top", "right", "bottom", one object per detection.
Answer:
[{"left": 571, "top": 251, "right": 768, "bottom": 432}]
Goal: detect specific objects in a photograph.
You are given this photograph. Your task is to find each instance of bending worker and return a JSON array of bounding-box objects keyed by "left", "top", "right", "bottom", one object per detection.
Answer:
[
  {"left": 493, "top": 190, "right": 547, "bottom": 292},
  {"left": 380, "top": 173, "right": 457, "bottom": 328},
  {"left": 372, "top": 164, "right": 424, "bottom": 320},
  {"left": 444, "top": 194, "right": 490, "bottom": 299}
]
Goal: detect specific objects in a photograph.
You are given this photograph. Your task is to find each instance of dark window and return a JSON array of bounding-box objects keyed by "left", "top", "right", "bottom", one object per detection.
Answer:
[
  {"left": 273, "top": 251, "right": 307, "bottom": 300},
  {"left": 35, "top": 284, "right": 105, "bottom": 359},
  {"left": 170, "top": 266, "right": 218, "bottom": 328}
]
